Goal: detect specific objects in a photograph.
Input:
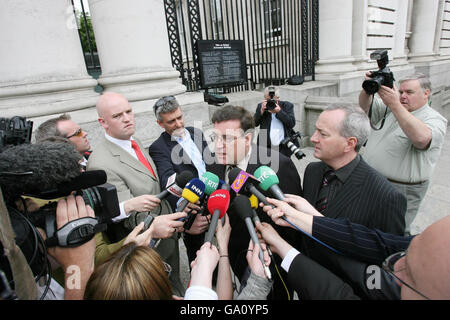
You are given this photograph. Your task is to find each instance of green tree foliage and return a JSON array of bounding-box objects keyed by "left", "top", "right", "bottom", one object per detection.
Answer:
[{"left": 78, "top": 12, "right": 97, "bottom": 53}]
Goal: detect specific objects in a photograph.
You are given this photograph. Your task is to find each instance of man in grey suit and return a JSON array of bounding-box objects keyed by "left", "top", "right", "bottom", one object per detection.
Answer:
[{"left": 87, "top": 92, "right": 186, "bottom": 295}]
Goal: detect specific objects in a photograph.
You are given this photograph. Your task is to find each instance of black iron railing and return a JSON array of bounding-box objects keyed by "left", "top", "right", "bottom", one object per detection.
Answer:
[{"left": 164, "top": 0, "right": 319, "bottom": 92}]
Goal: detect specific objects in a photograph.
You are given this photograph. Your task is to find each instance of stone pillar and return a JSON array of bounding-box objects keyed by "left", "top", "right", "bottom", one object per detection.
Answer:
[
  {"left": 88, "top": 0, "right": 186, "bottom": 101},
  {"left": 0, "top": 0, "right": 99, "bottom": 118},
  {"left": 408, "top": 0, "right": 440, "bottom": 62},
  {"left": 314, "top": 0, "right": 357, "bottom": 76}
]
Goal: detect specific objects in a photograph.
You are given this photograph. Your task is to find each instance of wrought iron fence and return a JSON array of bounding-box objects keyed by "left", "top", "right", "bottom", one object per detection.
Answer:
[{"left": 164, "top": 0, "right": 319, "bottom": 92}]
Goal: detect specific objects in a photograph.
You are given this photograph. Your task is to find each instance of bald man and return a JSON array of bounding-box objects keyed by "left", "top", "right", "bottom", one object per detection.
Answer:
[{"left": 87, "top": 92, "right": 185, "bottom": 295}]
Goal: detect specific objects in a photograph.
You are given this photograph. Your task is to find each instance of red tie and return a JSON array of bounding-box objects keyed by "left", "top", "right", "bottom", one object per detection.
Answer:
[{"left": 131, "top": 140, "right": 156, "bottom": 177}]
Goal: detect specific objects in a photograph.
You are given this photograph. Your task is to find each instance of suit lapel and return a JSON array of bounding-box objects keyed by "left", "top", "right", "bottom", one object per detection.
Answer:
[
  {"left": 324, "top": 162, "right": 365, "bottom": 219},
  {"left": 105, "top": 137, "right": 158, "bottom": 182}
]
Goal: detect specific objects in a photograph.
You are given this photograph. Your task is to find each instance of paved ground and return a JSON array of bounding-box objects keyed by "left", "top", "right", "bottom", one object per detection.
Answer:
[{"left": 178, "top": 127, "right": 450, "bottom": 290}]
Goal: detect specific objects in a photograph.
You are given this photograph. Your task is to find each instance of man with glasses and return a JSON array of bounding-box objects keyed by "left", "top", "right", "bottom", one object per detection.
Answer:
[
  {"left": 34, "top": 113, "right": 91, "bottom": 167},
  {"left": 261, "top": 196, "right": 450, "bottom": 299},
  {"left": 206, "top": 105, "right": 303, "bottom": 300},
  {"left": 149, "top": 95, "right": 214, "bottom": 266}
]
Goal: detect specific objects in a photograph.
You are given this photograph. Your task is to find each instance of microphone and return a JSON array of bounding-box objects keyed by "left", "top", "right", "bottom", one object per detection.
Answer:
[
  {"left": 231, "top": 196, "right": 271, "bottom": 280},
  {"left": 176, "top": 178, "right": 205, "bottom": 213},
  {"left": 203, "top": 189, "right": 230, "bottom": 244},
  {"left": 183, "top": 171, "right": 219, "bottom": 230},
  {"left": 248, "top": 194, "right": 261, "bottom": 224},
  {"left": 156, "top": 170, "right": 194, "bottom": 200},
  {"left": 254, "top": 166, "right": 286, "bottom": 200},
  {"left": 0, "top": 141, "right": 88, "bottom": 199},
  {"left": 228, "top": 167, "right": 271, "bottom": 206}
]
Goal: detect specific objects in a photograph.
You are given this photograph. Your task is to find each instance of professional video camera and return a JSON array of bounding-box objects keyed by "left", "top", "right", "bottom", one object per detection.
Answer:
[
  {"left": 266, "top": 86, "right": 278, "bottom": 111},
  {"left": 0, "top": 116, "right": 33, "bottom": 151},
  {"left": 0, "top": 120, "right": 120, "bottom": 299},
  {"left": 362, "top": 50, "right": 395, "bottom": 95},
  {"left": 280, "top": 131, "right": 305, "bottom": 160}
]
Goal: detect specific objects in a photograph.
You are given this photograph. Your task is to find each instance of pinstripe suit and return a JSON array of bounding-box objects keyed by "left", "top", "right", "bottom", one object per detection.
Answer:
[{"left": 303, "top": 158, "right": 406, "bottom": 235}]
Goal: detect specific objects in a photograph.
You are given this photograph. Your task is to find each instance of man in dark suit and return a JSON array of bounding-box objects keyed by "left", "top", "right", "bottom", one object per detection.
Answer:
[
  {"left": 149, "top": 96, "right": 214, "bottom": 265},
  {"left": 254, "top": 86, "right": 296, "bottom": 158},
  {"left": 206, "top": 105, "right": 303, "bottom": 299}
]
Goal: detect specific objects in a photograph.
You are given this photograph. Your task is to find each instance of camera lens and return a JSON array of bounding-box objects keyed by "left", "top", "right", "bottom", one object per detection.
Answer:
[
  {"left": 362, "top": 75, "right": 384, "bottom": 95},
  {"left": 77, "top": 187, "right": 102, "bottom": 214}
]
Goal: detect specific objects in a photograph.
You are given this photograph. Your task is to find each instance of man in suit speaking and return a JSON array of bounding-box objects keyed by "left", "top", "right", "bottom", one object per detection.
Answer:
[{"left": 87, "top": 92, "right": 185, "bottom": 295}]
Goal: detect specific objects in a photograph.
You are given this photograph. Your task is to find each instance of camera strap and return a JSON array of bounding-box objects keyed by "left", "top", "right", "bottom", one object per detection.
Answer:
[
  {"left": 45, "top": 216, "right": 106, "bottom": 248},
  {"left": 368, "top": 94, "right": 388, "bottom": 131}
]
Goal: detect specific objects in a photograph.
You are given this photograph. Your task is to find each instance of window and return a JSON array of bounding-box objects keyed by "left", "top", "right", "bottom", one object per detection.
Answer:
[{"left": 263, "top": 0, "right": 282, "bottom": 39}]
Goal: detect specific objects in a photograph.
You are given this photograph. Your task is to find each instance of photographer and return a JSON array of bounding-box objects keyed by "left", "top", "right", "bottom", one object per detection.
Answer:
[
  {"left": 359, "top": 73, "right": 447, "bottom": 236},
  {"left": 254, "top": 86, "right": 296, "bottom": 158}
]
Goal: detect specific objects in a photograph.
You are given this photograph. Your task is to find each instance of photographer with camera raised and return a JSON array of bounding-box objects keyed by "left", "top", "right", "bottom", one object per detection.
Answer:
[
  {"left": 359, "top": 51, "right": 447, "bottom": 236},
  {"left": 254, "top": 86, "right": 297, "bottom": 158}
]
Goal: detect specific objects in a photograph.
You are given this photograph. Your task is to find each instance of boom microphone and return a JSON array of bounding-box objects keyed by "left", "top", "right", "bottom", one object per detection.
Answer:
[
  {"left": 0, "top": 141, "right": 91, "bottom": 200},
  {"left": 176, "top": 178, "right": 205, "bottom": 212},
  {"left": 156, "top": 170, "right": 194, "bottom": 200},
  {"left": 204, "top": 189, "right": 230, "bottom": 244},
  {"left": 231, "top": 196, "right": 271, "bottom": 280}
]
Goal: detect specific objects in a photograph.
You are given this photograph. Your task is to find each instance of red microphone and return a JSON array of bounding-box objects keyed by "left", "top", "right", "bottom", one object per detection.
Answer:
[{"left": 204, "top": 189, "right": 230, "bottom": 244}]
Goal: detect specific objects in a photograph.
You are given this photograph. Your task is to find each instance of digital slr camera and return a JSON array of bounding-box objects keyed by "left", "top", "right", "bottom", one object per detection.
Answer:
[
  {"left": 266, "top": 86, "right": 278, "bottom": 111},
  {"left": 280, "top": 131, "right": 305, "bottom": 160},
  {"left": 362, "top": 50, "right": 395, "bottom": 95}
]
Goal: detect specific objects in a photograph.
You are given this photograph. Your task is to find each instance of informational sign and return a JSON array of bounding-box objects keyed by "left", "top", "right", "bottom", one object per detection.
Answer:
[{"left": 196, "top": 40, "right": 247, "bottom": 88}]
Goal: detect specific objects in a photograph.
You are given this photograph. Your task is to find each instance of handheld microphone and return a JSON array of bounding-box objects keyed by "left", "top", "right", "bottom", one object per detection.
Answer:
[
  {"left": 184, "top": 171, "right": 219, "bottom": 230},
  {"left": 203, "top": 189, "right": 230, "bottom": 244},
  {"left": 228, "top": 167, "right": 270, "bottom": 206},
  {"left": 231, "top": 196, "right": 271, "bottom": 280},
  {"left": 254, "top": 166, "right": 286, "bottom": 201},
  {"left": 176, "top": 178, "right": 205, "bottom": 213},
  {"left": 156, "top": 170, "right": 194, "bottom": 200},
  {"left": 248, "top": 194, "right": 261, "bottom": 224}
]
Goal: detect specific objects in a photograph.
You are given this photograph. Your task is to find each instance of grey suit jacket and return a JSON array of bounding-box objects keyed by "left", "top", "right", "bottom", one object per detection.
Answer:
[{"left": 87, "top": 135, "right": 184, "bottom": 295}]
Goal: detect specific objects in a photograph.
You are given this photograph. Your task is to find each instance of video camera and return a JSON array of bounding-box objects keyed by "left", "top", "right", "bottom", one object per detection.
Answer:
[
  {"left": 362, "top": 50, "right": 395, "bottom": 95},
  {"left": 266, "top": 86, "right": 278, "bottom": 111},
  {"left": 280, "top": 131, "right": 305, "bottom": 160}
]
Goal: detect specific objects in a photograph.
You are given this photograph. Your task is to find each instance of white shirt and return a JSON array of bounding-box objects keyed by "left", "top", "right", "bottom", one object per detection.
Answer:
[
  {"left": 281, "top": 247, "right": 301, "bottom": 272},
  {"left": 270, "top": 113, "right": 285, "bottom": 146},
  {"left": 173, "top": 128, "right": 206, "bottom": 177}
]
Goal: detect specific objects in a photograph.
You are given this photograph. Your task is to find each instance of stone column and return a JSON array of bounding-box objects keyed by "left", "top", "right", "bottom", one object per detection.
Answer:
[
  {"left": 314, "top": 0, "right": 357, "bottom": 76},
  {"left": 0, "top": 0, "right": 99, "bottom": 118},
  {"left": 88, "top": 0, "right": 186, "bottom": 101},
  {"left": 408, "top": 0, "right": 440, "bottom": 62}
]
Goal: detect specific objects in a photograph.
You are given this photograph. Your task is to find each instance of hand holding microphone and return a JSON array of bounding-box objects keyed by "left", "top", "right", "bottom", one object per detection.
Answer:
[{"left": 176, "top": 178, "right": 205, "bottom": 213}]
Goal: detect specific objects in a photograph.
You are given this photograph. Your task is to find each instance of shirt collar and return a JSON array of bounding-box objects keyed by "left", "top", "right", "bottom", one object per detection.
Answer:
[
  {"left": 326, "top": 154, "right": 361, "bottom": 183},
  {"left": 105, "top": 133, "right": 134, "bottom": 149}
]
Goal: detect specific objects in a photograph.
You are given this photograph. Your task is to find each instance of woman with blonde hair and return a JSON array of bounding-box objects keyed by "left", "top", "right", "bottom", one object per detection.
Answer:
[{"left": 84, "top": 243, "right": 173, "bottom": 300}]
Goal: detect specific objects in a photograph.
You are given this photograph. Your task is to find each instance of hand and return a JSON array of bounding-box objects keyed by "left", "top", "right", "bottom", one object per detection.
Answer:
[
  {"left": 45, "top": 195, "right": 96, "bottom": 300},
  {"left": 124, "top": 194, "right": 161, "bottom": 213},
  {"left": 255, "top": 222, "right": 292, "bottom": 259},
  {"left": 215, "top": 214, "right": 231, "bottom": 255},
  {"left": 284, "top": 194, "right": 322, "bottom": 216},
  {"left": 246, "top": 240, "right": 271, "bottom": 279},
  {"left": 378, "top": 84, "right": 401, "bottom": 109},
  {"left": 189, "top": 242, "right": 220, "bottom": 288},
  {"left": 123, "top": 221, "right": 153, "bottom": 247},
  {"left": 183, "top": 201, "right": 202, "bottom": 214},
  {"left": 260, "top": 198, "right": 295, "bottom": 228},
  {"left": 151, "top": 211, "right": 187, "bottom": 238},
  {"left": 268, "top": 102, "right": 281, "bottom": 114},
  {"left": 185, "top": 213, "right": 209, "bottom": 235},
  {"left": 260, "top": 100, "right": 267, "bottom": 115}
]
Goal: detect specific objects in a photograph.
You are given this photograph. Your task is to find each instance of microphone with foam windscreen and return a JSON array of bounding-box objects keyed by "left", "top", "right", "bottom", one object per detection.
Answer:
[
  {"left": 231, "top": 195, "right": 271, "bottom": 280},
  {"left": 254, "top": 166, "right": 286, "bottom": 201},
  {"left": 203, "top": 189, "right": 230, "bottom": 244},
  {"left": 156, "top": 170, "right": 194, "bottom": 200},
  {"left": 248, "top": 194, "right": 261, "bottom": 224},
  {"left": 176, "top": 178, "right": 205, "bottom": 213},
  {"left": 228, "top": 167, "right": 271, "bottom": 206}
]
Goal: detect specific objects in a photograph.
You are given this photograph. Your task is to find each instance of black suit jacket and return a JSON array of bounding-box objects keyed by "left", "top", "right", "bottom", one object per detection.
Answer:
[
  {"left": 149, "top": 126, "right": 212, "bottom": 210},
  {"left": 254, "top": 100, "right": 296, "bottom": 157},
  {"left": 207, "top": 145, "right": 303, "bottom": 288},
  {"left": 303, "top": 158, "right": 406, "bottom": 234}
]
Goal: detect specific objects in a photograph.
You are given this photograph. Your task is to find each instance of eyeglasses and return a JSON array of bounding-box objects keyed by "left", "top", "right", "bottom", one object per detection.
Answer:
[
  {"left": 209, "top": 133, "right": 242, "bottom": 144},
  {"left": 382, "top": 251, "right": 430, "bottom": 299},
  {"left": 66, "top": 128, "right": 83, "bottom": 139}
]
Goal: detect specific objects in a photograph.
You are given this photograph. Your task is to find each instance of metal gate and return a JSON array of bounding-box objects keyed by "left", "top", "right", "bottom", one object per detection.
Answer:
[{"left": 164, "top": 0, "right": 319, "bottom": 92}]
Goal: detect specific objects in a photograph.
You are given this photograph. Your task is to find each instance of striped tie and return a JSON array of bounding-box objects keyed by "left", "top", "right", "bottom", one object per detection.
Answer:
[{"left": 315, "top": 170, "right": 336, "bottom": 213}]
